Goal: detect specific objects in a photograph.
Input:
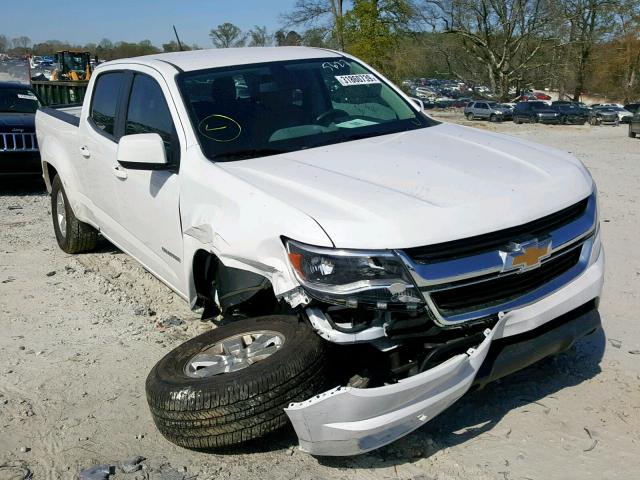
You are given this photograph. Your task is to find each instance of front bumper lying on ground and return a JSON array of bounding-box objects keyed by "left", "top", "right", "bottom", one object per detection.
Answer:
[
  {"left": 286, "top": 317, "right": 502, "bottom": 457},
  {"left": 286, "top": 250, "right": 604, "bottom": 456}
]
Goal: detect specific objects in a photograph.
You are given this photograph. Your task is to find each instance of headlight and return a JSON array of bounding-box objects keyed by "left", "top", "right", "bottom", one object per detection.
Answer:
[{"left": 285, "top": 240, "right": 423, "bottom": 310}]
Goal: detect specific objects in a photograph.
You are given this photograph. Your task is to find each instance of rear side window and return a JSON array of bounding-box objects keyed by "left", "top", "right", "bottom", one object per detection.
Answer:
[
  {"left": 90, "top": 72, "right": 124, "bottom": 136},
  {"left": 125, "top": 74, "right": 175, "bottom": 151}
]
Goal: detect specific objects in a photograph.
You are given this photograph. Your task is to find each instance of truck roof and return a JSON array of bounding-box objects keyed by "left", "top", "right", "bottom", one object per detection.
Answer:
[{"left": 104, "top": 46, "right": 343, "bottom": 73}]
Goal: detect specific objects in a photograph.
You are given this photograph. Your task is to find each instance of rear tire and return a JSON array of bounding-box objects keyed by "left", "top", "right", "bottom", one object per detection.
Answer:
[
  {"left": 51, "top": 175, "right": 98, "bottom": 254},
  {"left": 466, "top": 113, "right": 474, "bottom": 120},
  {"left": 629, "top": 125, "right": 637, "bottom": 138},
  {"left": 146, "top": 315, "right": 327, "bottom": 449}
]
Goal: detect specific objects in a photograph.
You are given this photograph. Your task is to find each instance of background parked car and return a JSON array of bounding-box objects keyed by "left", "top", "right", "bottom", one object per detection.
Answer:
[
  {"left": 464, "top": 101, "right": 513, "bottom": 121},
  {"left": 629, "top": 110, "right": 640, "bottom": 138},
  {"left": 607, "top": 106, "right": 634, "bottom": 123},
  {"left": 623, "top": 103, "right": 640, "bottom": 115},
  {"left": 0, "top": 82, "right": 42, "bottom": 176},
  {"left": 513, "top": 101, "right": 561, "bottom": 124},
  {"left": 551, "top": 102, "right": 588, "bottom": 125},
  {"left": 589, "top": 106, "right": 621, "bottom": 126}
]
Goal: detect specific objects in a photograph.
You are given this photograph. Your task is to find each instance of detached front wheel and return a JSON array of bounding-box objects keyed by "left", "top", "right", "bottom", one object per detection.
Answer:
[{"left": 146, "top": 315, "right": 327, "bottom": 449}]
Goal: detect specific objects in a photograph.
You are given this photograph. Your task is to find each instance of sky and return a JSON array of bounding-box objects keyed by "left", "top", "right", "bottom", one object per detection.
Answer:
[{"left": 1, "top": 0, "right": 300, "bottom": 48}]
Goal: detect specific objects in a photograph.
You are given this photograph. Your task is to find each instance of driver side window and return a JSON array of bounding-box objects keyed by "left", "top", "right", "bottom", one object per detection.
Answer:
[{"left": 125, "top": 74, "right": 178, "bottom": 163}]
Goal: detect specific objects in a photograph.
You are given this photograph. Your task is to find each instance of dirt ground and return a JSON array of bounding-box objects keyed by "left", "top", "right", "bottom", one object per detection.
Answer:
[{"left": 1, "top": 113, "right": 639, "bottom": 480}]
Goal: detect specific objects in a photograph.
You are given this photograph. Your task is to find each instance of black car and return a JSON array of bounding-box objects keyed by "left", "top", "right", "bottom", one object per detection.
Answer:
[
  {"left": 0, "top": 82, "right": 42, "bottom": 176},
  {"left": 623, "top": 103, "right": 640, "bottom": 115},
  {"left": 513, "top": 101, "right": 561, "bottom": 124},
  {"left": 629, "top": 110, "right": 640, "bottom": 138},
  {"left": 551, "top": 102, "right": 588, "bottom": 124},
  {"left": 588, "top": 106, "right": 620, "bottom": 126}
]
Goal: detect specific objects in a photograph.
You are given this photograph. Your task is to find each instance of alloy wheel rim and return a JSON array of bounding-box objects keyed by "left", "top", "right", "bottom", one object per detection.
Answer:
[
  {"left": 185, "top": 330, "right": 285, "bottom": 378},
  {"left": 56, "top": 190, "right": 67, "bottom": 238}
]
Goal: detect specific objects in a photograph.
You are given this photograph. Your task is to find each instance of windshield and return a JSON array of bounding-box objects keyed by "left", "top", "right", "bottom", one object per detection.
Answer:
[
  {"left": 178, "top": 57, "right": 432, "bottom": 161},
  {"left": 0, "top": 88, "right": 41, "bottom": 113}
]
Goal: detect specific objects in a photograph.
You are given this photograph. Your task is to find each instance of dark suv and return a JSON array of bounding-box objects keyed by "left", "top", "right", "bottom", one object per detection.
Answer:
[
  {"left": 513, "top": 101, "right": 560, "bottom": 124},
  {"left": 0, "top": 82, "right": 42, "bottom": 176},
  {"left": 551, "top": 102, "right": 588, "bottom": 125}
]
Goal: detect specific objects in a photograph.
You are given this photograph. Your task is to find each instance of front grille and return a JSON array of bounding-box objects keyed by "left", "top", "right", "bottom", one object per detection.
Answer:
[
  {"left": 0, "top": 132, "right": 38, "bottom": 152},
  {"left": 405, "top": 197, "right": 589, "bottom": 263},
  {"left": 429, "top": 247, "right": 582, "bottom": 317}
]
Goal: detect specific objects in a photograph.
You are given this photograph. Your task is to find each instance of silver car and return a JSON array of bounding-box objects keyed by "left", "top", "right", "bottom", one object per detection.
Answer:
[{"left": 464, "top": 101, "right": 513, "bottom": 122}]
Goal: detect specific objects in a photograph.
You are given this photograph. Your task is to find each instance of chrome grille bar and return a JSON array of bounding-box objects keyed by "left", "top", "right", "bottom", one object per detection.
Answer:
[
  {"left": 398, "top": 191, "right": 598, "bottom": 325},
  {"left": 0, "top": 132, "right": 38, "bottom": 152}
]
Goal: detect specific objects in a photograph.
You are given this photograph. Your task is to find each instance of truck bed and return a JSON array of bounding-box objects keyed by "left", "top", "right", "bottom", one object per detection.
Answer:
[{"left": 38, "top": 106, "right": 81, "bottom": 127}]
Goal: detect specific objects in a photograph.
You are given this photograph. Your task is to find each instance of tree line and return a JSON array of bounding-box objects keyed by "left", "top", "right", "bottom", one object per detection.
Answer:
[{"left": 2, "top": 0, "right": 639, "bottom": 101}]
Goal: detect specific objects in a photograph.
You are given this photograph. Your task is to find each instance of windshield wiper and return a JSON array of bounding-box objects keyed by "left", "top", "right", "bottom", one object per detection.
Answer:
[{"left": 213, "top": 148, "right": 290, "bottom": 161}]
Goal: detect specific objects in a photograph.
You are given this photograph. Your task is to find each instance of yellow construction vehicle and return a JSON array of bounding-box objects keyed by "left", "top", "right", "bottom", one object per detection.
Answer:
[
  {"left": 50, "top": 51, "right": 92, "bottom": 82},
  {"left": 30, "top": 51, "right": 93, "bottom": 105}
]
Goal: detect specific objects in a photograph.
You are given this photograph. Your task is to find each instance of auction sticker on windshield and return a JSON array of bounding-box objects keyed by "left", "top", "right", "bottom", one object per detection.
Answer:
[
  {"left": 335, "top": 118, "right": 379, "bottom": 129},
  {"left": 335, "top": 74, "right": 381, "bottom": 86},
  {"left": 17, "top": 93, "right": 37, "bottom": 100}
]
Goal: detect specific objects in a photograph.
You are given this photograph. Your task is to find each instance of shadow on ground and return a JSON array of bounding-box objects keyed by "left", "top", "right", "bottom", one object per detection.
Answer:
[
  {"left": 211, "top": 328, "right": 605, "bottom": 468},
  {"left": 0, "top": 176, "right": 46, "bottom": 197}
]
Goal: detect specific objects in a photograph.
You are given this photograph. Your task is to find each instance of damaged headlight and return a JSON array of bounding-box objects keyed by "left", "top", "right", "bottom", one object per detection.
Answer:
[{"left": 285, "top": 239, "right": 424, "bottom": 310}]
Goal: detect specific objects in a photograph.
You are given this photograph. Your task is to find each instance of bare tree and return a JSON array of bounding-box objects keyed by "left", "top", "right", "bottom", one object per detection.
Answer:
[
  {"left": 209, "top": 23, "right": 247, "bottom": 48},
  {"left": 419, "top": 0, "right": 556, "bottom": 99},
  {"left": 11, "top": 36, "right": 31, "bottom": 54},
  {"left": 281, "top": 0, "right": 347, "bottom": 50},
  {"left": 558, "top": 0, "right": 615, "bottom": 100},
  {"left": 248, "top": 26, "right": 273, "bottom": 47},
  {"left": 275, "top": 30, "right": 303, "bottom": 46},
  {"left": 0, "top": 35, "right": 8, "bottom": 53}
]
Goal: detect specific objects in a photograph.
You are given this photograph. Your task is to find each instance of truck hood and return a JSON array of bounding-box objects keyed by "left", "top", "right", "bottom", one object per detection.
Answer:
[
  {"left": 0, "top": 113, "right": 35, "bottom": 133},
  {"left": 219, "top": 123, "right": 593, "bottom": 249}
]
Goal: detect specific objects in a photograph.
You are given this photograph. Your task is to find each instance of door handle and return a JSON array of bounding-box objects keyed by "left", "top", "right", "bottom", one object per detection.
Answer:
[
  {"left": 79, "top": 146, "right": 91, "bottom": 158},
  {"left": 113, "top": 165, "right": 128, "bottom": 179}
]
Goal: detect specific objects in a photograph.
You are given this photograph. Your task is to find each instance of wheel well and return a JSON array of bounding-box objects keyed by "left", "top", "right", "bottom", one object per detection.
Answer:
[
  {"left": 43, "top": 163, "right": 58, "bottom": 191},
  {"left": 192, "top": 250, "right": 278, "bottom": 316}
]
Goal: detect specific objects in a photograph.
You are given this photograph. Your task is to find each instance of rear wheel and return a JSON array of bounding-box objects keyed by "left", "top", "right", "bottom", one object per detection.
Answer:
[
  {"left": 629, "top": 125, "right": 637, "bottom": 138},
  {"left": 51, "top": 175, "right": 98, "bottom": 254},
  {"left": 146, "top": 315, "right": 327, "bottom": 449},
  {"left": 466, "top": 112, "right": 474, "bottom": 120}
]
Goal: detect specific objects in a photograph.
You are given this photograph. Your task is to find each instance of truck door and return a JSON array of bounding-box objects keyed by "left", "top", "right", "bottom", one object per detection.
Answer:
[
  {"left": 110, "top": 69, "right": 185, "bottom": 293},
  {"left": 78, "top": 70, "right": 128, "bottom": 242}
]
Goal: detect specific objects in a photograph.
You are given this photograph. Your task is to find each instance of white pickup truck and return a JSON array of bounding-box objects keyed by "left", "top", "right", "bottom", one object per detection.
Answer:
[{"left": 36, "top": 47, "right": 604, "bottom": 456}]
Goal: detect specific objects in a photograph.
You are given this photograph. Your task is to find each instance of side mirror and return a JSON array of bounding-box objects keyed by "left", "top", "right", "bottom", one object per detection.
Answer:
[
  {"left": 117, "top": 133, "right": 168, "bottom": 170},
  {"left": 410, "top": 97, "right": 424, "bottom": 111}
]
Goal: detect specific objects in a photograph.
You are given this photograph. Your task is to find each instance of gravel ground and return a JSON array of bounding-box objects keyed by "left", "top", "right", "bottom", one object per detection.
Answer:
[{"left": 1, "top": 113, "right": 639, "bottom": 480}]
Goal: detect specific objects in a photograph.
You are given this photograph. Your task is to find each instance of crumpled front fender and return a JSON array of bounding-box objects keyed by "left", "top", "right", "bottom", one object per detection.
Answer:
[{"left": 285, "top": 315, "right": 507, "bottom": 456}]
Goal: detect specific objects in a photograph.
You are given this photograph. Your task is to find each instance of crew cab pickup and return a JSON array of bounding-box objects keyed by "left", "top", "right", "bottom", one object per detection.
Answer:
[{"left": 36, "top": 47, "right": 604, "bottom": 456}]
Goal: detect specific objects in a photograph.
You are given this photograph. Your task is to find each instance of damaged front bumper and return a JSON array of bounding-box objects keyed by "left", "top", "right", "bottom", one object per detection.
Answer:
[
  {"left": 285, "top": 250, "right": 604, "bottom": 456},
  {"left": 285, "top": 316, "right": 504, "bottom": 456}
]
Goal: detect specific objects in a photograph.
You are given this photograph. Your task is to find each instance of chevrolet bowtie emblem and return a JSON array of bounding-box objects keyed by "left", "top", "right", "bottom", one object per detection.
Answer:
[{"left": 502, "top": 238, "right": 552, "bottom": 272}]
